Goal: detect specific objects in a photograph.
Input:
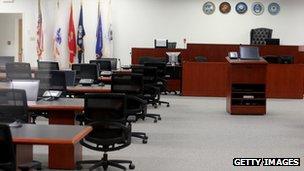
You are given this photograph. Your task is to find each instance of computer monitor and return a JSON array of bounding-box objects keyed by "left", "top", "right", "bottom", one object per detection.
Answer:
[
  {"left": 239, "top": 46, "right": 260, "bottom": 60},
  {"left": 154, "top": 39, "right": 168, "bottom": 48},
  {"left": 10, "top": 80, "right": 40, "bottom": 101}
]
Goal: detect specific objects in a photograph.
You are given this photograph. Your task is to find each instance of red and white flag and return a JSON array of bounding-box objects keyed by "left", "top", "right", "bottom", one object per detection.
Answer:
[
  {"left": 36, "top": 0, "right": 44, "bottom": 59},
  {"left": 68, "top": 2, "right": 76, "bottom": 64}
]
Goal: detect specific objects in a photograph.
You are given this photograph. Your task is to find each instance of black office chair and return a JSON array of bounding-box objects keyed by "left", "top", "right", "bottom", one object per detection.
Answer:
[
  {"left": 35, "top": 70, "right": 67, "bottom": 97},
  {"left": 144, "top": 62, "right": 170, "bottom": 107},
  {"left": 132, "top": 65, "right": 161, "bottom": 108},
  {"left": 0, "top": 89, "right": 29, "bottom": 123},
  {"left": 77, "top": 93, "right": 135, "bottom": 171},
  {"left": 37, "top": 61, "right": 59, "bottom": 71},
  {"left": 101, "top": 58, "right": 118, "bottom": 70},
  {"left": 0, "top": 90, "right": 42, "bottom": 170},
  {"left": 5, "top": 62, "right": 32, "bottom": 80},
  {"left": 90, "top": 60, "right": 112, "bottom": 71},
  {"left": 0, "top": 124, "right": 41, "bottom": 171},
  {"left": 250, "top": 28, "right": 273, "bottom": 45},
  {"left": 138, "top": 56, "right": 166, "bottom": 65},
  {"left": 195, "top": 56, "right": 208, "bottom": 62},
  {"left": 72, "top": 64, "right": 99, "bottom": 84},
  {"left": 112, "top": 72, "right": 161, "bottom": 123}
]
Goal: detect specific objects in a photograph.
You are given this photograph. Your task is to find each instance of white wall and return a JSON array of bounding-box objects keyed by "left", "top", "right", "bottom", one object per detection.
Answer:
[
  {"left": 0, "top": 13, "right": 21, "bottom": 59},
  {"left": 0, "top": 0, "right": 304, "bottom": 67}
]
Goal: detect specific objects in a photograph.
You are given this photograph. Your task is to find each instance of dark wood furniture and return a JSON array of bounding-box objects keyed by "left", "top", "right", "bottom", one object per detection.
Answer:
[
  {"left": 28, "top": 98, "right": 84, "bottom": 125},
  {"left": 226, "top": 57, "right": 268, "bottom": 115},
  {"left": 67, "top": 85, "right": 111, "bottom": 94},
  {"left": 11, "top": 124, "right": 92, "bottom": 170},
  {"left": 182, "top": 62, "right": 227, "bottom": 96}
]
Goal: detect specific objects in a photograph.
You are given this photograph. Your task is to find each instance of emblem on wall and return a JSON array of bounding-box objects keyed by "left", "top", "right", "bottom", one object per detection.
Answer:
[
  {"left": 219, "top": 2, "right": 231, "bottom": 14},
  {"left": 252, "top": 2, "right": 264, "bottom": 15},
  {"left": 203, "top": 1, "right": 216, "bottom": 15},
  {"left": 235, "top": 2, "right": 248, "bottom": 14},
  {"left": 268, "top": 3, "right": 280, "bottom": 15}
]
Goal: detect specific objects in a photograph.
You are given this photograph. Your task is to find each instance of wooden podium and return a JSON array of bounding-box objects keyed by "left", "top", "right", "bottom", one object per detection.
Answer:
[{"left": 226, "top": 57, "right": 268, "bottom": 115}]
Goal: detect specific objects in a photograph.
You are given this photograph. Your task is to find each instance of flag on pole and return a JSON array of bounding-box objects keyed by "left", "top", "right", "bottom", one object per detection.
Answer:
[
  {"left": 105, "top": 0, "right": 114, "bottom": 58},
  {"left": 36, "top": 0, "right": 44, "bottom": 59},
  {"left": 53, "top": 0, "right": 62, "bottom": 59},
  {"left": 77, "top": 2, "right": 86, "bottom": 63},
  {"left": 95, "top": 1, "right": 103, "bottom": 59},
  {"left": 68, "top": 2, "right": 77, "bottom": 64}
]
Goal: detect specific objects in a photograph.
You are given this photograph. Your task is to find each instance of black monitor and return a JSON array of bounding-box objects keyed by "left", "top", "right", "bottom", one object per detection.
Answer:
[
  {"left": 154, "top": 39, "right": 168, "bottom": 48},
  {"left": 265, "top": 39, "right": 280, "bottom": 45},
  {"left": 239, "top": 46, "right": 260, "bottom": 60},
  {"left": 72, "top": 64, "right": 98, "bottom": 81}
]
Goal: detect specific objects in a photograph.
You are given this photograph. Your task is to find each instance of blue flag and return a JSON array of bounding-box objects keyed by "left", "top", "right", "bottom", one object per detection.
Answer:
[
  {"left": 95, "top": 2, "right": 103, "bottom": 59},
  {"left": 77, "top": 4, "right": 86, "bottom": 63}
]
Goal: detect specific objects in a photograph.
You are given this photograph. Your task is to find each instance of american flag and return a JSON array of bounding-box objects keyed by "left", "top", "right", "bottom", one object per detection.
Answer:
[{"left": 36, "top": 0, "right": 44, "bottom": 59}]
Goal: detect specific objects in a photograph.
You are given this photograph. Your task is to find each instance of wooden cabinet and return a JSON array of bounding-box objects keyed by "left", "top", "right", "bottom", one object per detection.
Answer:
[{"left": 226, "top": 57, "right": 268, "bottom": 115}]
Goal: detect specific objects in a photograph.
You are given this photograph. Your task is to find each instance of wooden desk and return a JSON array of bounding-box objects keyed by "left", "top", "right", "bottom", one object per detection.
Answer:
[
  {"left": 67, "top": 85, "right": 111, "bottom": 94},
  {"left": 12, "top": 124, "right": 92, "bottom": 170},
  {"left": 28, "top": 98, "right": 84, "bottom": 125},
  {"left": 182, "top": 62, "right": 227, "bottom": 96},
  {"left": 226, "top": 57, "right": 267, "bottom": 115}
]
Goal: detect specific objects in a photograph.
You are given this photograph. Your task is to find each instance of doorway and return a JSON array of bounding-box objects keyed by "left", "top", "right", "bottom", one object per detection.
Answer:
[{"left": 0, "top": 13, "right": 23, "bottom": 62}]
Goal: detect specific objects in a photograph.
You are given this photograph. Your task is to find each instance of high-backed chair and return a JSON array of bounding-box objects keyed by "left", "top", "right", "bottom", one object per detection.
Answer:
[
  {"left": 90, "top": 60, "right": 112, "bottom": 71},
  {"left": 250, "top": 28, "right": 273, "bottom": 45},
  {"left": 37, "top": 61, "right": 59, "bottom": 71},
  {"left": 72, "top": 64, "right": 99, "bottom": 84},
  {"left": 96, "top": 58, "right": 118, "bottom": 70},
  {"left": 0, "top": 124, "right": 41, "bottom": 171},
  {"left": 77, "top": 93, "right": 135, "bottom": 171},
  {"left": 5, "top": 63, "right": 32, "bottom": 80},
  {"left": 138, "top": 56, "right": 166, "bottom": 65}
]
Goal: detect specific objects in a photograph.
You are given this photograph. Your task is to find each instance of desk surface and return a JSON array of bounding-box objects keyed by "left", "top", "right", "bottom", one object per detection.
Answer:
[
  {"left": 67, "top": 84, "right": 111, "bottom": 94},
  {"left": 28, "top": 98, "right": 84, "bottom": 111},
  {"left": 12, "top": 124, "right": 92, "bottom": 145}
]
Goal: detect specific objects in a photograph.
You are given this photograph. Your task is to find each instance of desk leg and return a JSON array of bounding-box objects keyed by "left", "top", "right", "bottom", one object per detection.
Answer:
[
  {"left": 48, "top": 111, "right": 76, "bottom": 125},
  {"left": 15, "top": 145, "right": 33, "bottom": 169},
  {"left": 49, "top": 143, "right": 82, "bottom": 170}
]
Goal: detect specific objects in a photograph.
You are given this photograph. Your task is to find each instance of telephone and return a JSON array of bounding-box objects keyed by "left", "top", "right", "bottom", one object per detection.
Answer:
[
  {"left": 43, "top": 90, "right": 62, "bottom": 99},
  {"left": 229, "top": 52, "right": 239, "bottom": 59},
  {"left": 79, "top": 79, "right": 94, "bottom": 86}
]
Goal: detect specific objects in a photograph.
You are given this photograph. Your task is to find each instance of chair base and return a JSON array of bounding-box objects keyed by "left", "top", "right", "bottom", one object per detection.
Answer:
[
  {"left": 145, "top": 113, "right": 161, "bottom": 123},
  {"left": 77, "top": 153, "right": 134, "bottom": 171},
  {"left": 132, "top": 132, "right": 148, "bottom": 144},
  {"left": 158, "top": 100, "right": 170, "bottom": 107}
]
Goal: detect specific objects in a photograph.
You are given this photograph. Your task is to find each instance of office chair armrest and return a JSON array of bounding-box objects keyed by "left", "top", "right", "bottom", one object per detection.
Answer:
[
  {"left": 127, "top": 95, "right": 147, "bottom": 104},
  {"left": 0, "top": 162, "right": 13, "bottom": 167}
]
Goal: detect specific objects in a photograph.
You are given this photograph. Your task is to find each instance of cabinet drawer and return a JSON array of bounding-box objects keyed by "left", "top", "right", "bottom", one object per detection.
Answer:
[{"left": 231, "top": 65, "right": 266, "bottom": 83}]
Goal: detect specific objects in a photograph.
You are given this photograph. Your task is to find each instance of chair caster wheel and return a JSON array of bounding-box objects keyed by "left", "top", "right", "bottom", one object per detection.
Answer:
[
  {"left": 76, "top": 164, "right": 83, "bottom": 170},
  {"left": 154, "top": 119, "right": 157, "bottom": 123},
  {"left": 166, "top": 104, "right": 170, "bottom": 107},
  {"left": 129, "top": 163, "right": 135, "bottom": 169},
  {"left": 154, "top": 105, "right": 158, "bottom": 108},
  {"left": 158, "top": 117, "right": 161, "bottom": 120},
  {"left": 143, "top": 139, "right": 148, "bottom": 144}
]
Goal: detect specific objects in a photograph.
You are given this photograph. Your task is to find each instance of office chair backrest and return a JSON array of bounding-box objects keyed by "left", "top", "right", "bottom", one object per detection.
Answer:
[
  {"left": 5, "top": 62, "right": 32, "bottom": 80},
  {"left": 84, "top": 93, "right": 127, "bottom": 123},
  {"left": 132, "top": 65, "right": 158, "bottom": 84},
  {"left": 250, "top": 28, "right": 273, "bottom": 45},
  {"left": 0, "top": 89, "right": 28, "bottom": 123},
  {"left": 63, "top": 70, "right": 76, "bottom": 86},
  {"left": 10, "top": 80, "right": 40, "bottom": 102},
  {"left": 111, "top": 73, "right": 143, "bottom": 94},
  {"left": 90, "top": 60, "right": 112, "bottom": 71},
  {"left": 138, "top": 56, "right": 166, "bottom": 65},
  {"left": 0, "top": 124, "right": 16, "bottom": 171},
  {"left": 93, "top": 58, "right": 118, "bottom": 70},
  {"left": 35, "top": 71, "right": 67, "bottom": 97},
  {"left": 72, "top": 64, "right": 98, "bottom": 82},
  {"left": 37, "top": 61, "right": 59, "bottom": 71},
  {"left": 144, "top": 62, "right": 167, "bottom": 78},
  {"left": 167, "top": 42, "right": 177, "bottom": 49}
]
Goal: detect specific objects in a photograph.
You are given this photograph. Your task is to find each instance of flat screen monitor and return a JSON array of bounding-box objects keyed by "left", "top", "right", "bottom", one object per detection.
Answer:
[
  {"left": 63, "top": 70, "right": 76, "bottom": 86},
  {"left": 239, "top": 46, "right": 260, "bottom": 60},
  {"left": 154, "top": 39, "right": 168, "bottom": 48},
  {"left": 10, "top": 80, "right": 40, "bottom": 101}
]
